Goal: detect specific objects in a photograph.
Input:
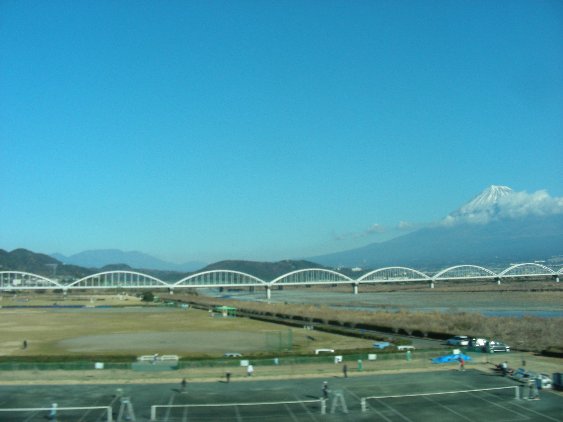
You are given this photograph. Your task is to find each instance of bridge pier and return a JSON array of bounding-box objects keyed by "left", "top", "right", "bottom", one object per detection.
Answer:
[
  {"left": 496, "top": 277, "right": 501, "bottom": 285},
  {"left": 555, "top": 275, "right": 560, "bottom": 283},
  {"left": 266, "top": 286, "right": 271, "bottom": 300},
  {"left": 352, "top": 283, "right": 359, "bottom": 295},
  {"left": 430, "top": 281, "right": 434, "bottom": 289},
  {"left": 168, "top": 288, "right": 174, "bottom": 295}
]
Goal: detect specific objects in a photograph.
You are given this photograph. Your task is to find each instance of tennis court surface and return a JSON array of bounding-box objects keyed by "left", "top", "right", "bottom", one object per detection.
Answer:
[{"left": 1, "top": 369, "right": 562, "bottom": 421}]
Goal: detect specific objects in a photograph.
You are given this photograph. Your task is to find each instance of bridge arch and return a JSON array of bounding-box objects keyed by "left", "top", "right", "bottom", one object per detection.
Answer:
[
  {"left": 174, "top": 270, "right": 267, "bottom": 288},
  {"left": 433, "top": 265, "right": 498, "bottom": 280},
  {"left": 271, "top": 269, "right": 353, "bottom": 286},
  {"left": 67, "top": 271, "right": 169, "bottom": 289},
  {"left": 358, "top": 267, "right": 431, "bottom": 283},
  {"left": 0, "top": 271, "right": 62, "bottom": 290},
  {"left": 499, "top": 263, "right": 556, "bottom": 278}
]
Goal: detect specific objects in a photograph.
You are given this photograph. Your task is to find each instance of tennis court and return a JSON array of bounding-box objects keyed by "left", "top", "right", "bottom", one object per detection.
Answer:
[{"left": 1, "top": 369, "right": 561, "bottom": 421}]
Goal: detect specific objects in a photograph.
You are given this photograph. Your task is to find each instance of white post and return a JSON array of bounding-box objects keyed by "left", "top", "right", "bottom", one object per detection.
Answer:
[
  {"left": 361, "top": 398, "right": 366, "bottom": 412},
  {"left": 266, "top": 286, "right": 271, "bottom": 300},
  {"left": 352, "top": 283, "right": 358, "bottom": 295},
  {"left": 430, "top": 281, "right": 434, "bottom": 289},
  {"left": 321, "top": 399, "right": 326, "bottom": 415}
]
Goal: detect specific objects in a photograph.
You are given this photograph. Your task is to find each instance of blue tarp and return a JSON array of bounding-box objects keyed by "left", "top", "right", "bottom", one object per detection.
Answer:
[
  {"left": 373, "top": 342, "right": 392, "bottom": 349},
  {"left": 431, "top": 353, "right": 472, "bottom": 364}
]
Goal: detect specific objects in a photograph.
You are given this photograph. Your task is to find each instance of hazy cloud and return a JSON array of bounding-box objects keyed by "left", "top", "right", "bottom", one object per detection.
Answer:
[
  {"left": 366, "top": 223, "right": 385, "bottom": 234},
  {"left": 334, "top": 223, "right": 386, "bottom": 241},
  {"left": 397, "top": 221, "right": 414, "bottom": 230}
]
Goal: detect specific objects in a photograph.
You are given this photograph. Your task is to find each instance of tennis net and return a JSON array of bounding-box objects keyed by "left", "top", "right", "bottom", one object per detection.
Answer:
[
  {"left": 0, "top": 405, "right": 113, "bottom": 421},
  {"left": 361, "top": 386, "right": 519, "bottom": 413},
  {"left": 150, "top": 398, "right": 325, "bottom": 421}
]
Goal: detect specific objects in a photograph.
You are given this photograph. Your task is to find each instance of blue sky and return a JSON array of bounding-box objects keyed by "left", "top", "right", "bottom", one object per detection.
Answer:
[{"left": 1, "top": 1, "right": 562, "bottom": 264}]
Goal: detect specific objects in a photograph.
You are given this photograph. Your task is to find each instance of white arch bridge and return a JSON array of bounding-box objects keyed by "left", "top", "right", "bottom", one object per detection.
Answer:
[{"left": 0, "top": 263, "right": 560, "bottom": 299}]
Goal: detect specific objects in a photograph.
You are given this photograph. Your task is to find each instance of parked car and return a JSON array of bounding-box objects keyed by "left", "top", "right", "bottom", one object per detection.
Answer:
[
  {"left": 446, "top": 336, "right": 469, "bottom": 346},
  {"left": 224, "top": 352, "right": 242, "bottom": 357},
  {"left": 487, "top": 341, "right": 510, "bottom": 352},
  {"left": 397, "top": 345, "right": 415, "bottom": 351},
  {"left": 469, "top": 337, "right": 487, "bottom": 349}
]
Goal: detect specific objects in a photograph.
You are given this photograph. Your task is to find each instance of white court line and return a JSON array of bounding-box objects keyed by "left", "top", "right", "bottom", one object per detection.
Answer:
[
  {"left": 340, "top": 388, "right": 366, "bottom": 410},
  {"left": 374, "top": 399, "right": 415, "bottom": 422},
  {"left": 452, "top": 381, "right": 532, "bottom": 421},
  {"left": 421, "top": 394, "right": 474, "bottom": 422},
  {"left": 234, "top": 404, "right": 243, "bottom": 422},
  {"left": 23, "top": 411, "right": 40, "bottom": 422},
  {"left": 284, "top": 402, "right": 300, "bottom": 422},
  {"left": 78, "top": 408, "right": 93, "bottom": 422},
  {"left": 472, "top": 389, "right": 559, "bottom": 422},
  {"left": 509, "top": 401, "right": 562, "bottom": 422},
  {"left": 467, "top": 391, "right": 530, "bottom": 421},
  {"left": 293, "top": 394, "right": 319, "bottom": 422},
  {"left": 453, "top": 379, "right": 563, "bottom": 422},
  {"left": 344, "top": 387, "right": 393, "bottom": 422},
  {"left": 164, "top": 392, "right": 176, "bottom": 422},
  {"left": 80, "top": 400, "right": 114, "bottom": 422},
  {"left": 95, "top": 394, "right": 122, "bottom": 422}
]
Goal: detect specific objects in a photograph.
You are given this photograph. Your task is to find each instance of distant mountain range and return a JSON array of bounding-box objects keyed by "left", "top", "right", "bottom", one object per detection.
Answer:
[
  {"left": 51, "top": 249, "right": 205, "bottom": 272},
  {"left": 3, "top": 186, "right": 562, "bottom": 274},
  {"left": 0, "top": 249, "right": 322, "bottom": 282},
  {"left": 309, "top": 185, "right": 563, "bottom": 269},
  {"left": 309, "top": 214, "right": 563, "bottom": 269},
  {"left": 0, "top": 249, "right": 91, "bottom": 279}
]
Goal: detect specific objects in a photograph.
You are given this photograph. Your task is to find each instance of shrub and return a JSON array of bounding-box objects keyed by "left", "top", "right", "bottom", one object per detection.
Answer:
[{"left": 141, "top": 291, "right": 154, "bottom": 302}]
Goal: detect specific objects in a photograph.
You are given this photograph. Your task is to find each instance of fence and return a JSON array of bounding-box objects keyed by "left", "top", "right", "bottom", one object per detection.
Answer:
[
  {"left": 0, "top": 361, "right": 130, "bottom": 371},
  {"left": 0, "top": 349, "right": 452, "bottom": 372}
]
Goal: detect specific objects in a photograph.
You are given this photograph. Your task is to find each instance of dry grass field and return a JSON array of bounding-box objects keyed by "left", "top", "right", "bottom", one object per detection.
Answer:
[
  {"left": 0, "top": 295, "right": 374, "bottom": 357},
  {"left": 0, "top": 292, "right": 561, "bottom": 387},
  {"left": 168, "top": 284, "right": 563, "bottom": 353}
]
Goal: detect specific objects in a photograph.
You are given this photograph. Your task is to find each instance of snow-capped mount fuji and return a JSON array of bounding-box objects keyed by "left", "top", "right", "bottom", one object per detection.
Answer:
[
  {"left": 310, "top": 186, "right": 563, "bottom": 269},
  {"left": 455, "top": 185, "right": 512, "bottom": 214},
  {"left": 444, "top": 185, "right": 514, "bottom": 224}
]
